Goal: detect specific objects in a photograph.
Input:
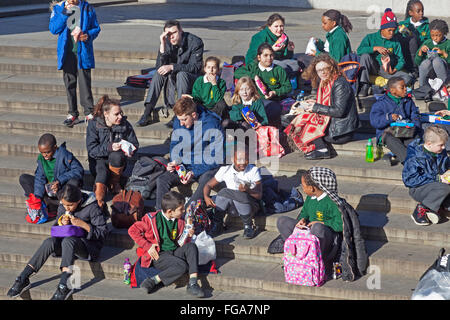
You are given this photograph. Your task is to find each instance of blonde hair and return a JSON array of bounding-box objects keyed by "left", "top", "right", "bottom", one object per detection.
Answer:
[
  {"left": 232, "top": 77, "right": 260, "bottom": 105},
  {"left": 424, "top": 125, "right": 449, "bottom": 143}
]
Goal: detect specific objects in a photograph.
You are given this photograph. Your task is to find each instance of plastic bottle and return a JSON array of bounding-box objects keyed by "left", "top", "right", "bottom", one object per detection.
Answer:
[
  {"left": 123, "top": 258, "right": 132, "bottom": 285},
  {"left": 365, "top": 138, "right": 374, "bottom": 163},
  {"left": 177, "top": 218, "right": 193, "bottom": 246},
  {"left": 296, "top": 90, "right": 305, "bottom": 101}
]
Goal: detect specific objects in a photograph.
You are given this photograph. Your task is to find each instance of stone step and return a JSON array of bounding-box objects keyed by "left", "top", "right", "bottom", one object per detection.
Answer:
[
  {"left": 0, "top": 236, "right": 419, "bottom": 300},
  {"left": 0, "top": 73, "right": 145, "bottom": 101},
  {"left": 0, "top": 57, "right": 155, "bottom": 81}
]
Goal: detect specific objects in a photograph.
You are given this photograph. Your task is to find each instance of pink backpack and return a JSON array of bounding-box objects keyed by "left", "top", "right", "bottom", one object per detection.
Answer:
[{"left": 283, "top": 227, "right": 326, "bottom": 287}]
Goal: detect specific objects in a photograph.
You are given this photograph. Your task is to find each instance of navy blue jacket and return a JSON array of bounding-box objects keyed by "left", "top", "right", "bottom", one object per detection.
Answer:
[
  {"left": 402, "top": 139, "right": 450, "bottom": 188},
  {"left": 49, "top": 1, "right": 101, "bottom": 70},
  {"left": 369, "top": 94, "right": 421, "bottom": 141},
  {"left": 170, "top": 105, "right": 224, "bottom": 177},
  {"left": 34, "top": 142, "right": 84, "bottom": 199}
]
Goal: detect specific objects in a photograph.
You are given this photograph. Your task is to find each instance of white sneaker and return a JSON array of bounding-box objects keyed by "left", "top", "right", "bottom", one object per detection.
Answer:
[
  {"left": 85, "top": 114, "right": 94, "bottom": 121},
  {"left": 426, "top": 211, "right": 440, "bottom": 224}
]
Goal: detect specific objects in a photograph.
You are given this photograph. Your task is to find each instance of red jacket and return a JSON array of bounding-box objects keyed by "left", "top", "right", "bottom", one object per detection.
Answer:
[{"left": 128, "top": 211, "right": 186, "bottom": 268}]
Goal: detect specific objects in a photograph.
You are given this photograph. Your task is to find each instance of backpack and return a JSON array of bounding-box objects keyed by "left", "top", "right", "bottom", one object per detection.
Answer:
[
  {"left": 220, "top": 58, "right": 245, "bottom": 95},
  {"left": 125, "top": 69, "right": 156, "bottom": 88},
  {"left": 255, "top": 126, "right": 285, "bottom": 158},
  {"left": 25, "top": 193, "right": 48, "bottom": 224},
  {"left": 338, "top": 53, "right": 361, "bottom": 94},
  {"left": 185, "top": 199, "right": 212, "bottom": 234},
  {"left": 413, "top": 84, "right": 435, "bottom": 101},
  {"left": 283, "top": 227, "right": 326, "bottom": 287},
  {"left": 125, "top": 156, "right": 168, "bottom": 199},
  {"left": 111, "top": 190, "right": 144, "bottom": 229}
]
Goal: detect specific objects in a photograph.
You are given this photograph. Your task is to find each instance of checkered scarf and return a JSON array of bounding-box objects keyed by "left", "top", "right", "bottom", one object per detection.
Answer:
[{"left": 308, "top": 167, "right": 344, "bottom": 207}]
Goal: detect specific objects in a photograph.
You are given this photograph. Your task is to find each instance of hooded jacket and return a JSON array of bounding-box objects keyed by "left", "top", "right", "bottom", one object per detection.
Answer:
[
  {"left": 54, "top": 191, "right": 109, "bottom": 261},
  {"left": 34, "top": 142, "right": 84, "bottom": 199},
  {"left": 402, "top": 139, "right": 450, "bottom": 188},
  {"left": 49, "top": 1, "right": 101, "bottom": 70}
]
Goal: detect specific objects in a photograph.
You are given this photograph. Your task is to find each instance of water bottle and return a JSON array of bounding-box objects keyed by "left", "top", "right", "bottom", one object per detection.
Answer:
[
  {"left": 123, "top": 258, "right": 132, "bottom": 285},
  {"left": 296, "top": 90, "right": 305, "bottom": 102},
  {"left": 365, "top": 138, "right": 374, "bottom": 163}
]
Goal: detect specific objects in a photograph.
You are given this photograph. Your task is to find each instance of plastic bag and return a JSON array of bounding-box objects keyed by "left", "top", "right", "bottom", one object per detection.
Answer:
[{"left": 193, "top": 231, "right": 216, "bottom": 265}]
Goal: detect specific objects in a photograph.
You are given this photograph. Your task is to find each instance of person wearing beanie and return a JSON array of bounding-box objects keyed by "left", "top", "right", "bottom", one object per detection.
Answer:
[{"left": 357, "top": 8, "right": 414, "bottom": 97}]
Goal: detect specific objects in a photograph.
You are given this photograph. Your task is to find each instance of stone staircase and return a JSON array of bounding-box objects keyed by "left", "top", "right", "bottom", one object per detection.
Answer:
[{"left": 0, "top": 44, "right": 446, "bottom": 301}]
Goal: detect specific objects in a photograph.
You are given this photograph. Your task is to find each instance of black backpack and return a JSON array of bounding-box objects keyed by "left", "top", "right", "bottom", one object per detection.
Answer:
[
  {"left": 125, "top": 156, "right": 168, "bottom": 199},
  {"left": 413, "top": 84, "right": 435, "bottom": 101}
]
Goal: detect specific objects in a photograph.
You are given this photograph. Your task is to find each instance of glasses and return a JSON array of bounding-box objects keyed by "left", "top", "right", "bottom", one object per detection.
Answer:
[{"left": 316, "top": 67, "right": 330, "bottom": 74}]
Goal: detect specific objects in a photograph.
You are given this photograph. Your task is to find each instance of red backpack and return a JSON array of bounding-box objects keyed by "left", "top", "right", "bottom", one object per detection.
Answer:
[{"left": 25, "top": 193, "right": 48, "bottom": 224}]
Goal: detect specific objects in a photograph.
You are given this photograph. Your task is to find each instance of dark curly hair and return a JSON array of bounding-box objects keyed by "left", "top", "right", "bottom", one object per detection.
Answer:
[
  {"left": 430, "top": 19, "right": 449, "bottom": 35},
  {"left": 301, "top": 53, "right": 341, "bottom": 89}
]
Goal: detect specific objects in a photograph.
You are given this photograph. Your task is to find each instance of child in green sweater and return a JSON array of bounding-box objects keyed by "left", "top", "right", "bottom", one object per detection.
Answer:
[
  {"left": 228, "top": 76, "right": 268, "bottom": 130},
  {"left": 313, "top": 9, "right": 353, "bottom": 63},
  {"left": 235, "top": 43, "right": 292, "bottom": 127},
  {"left": 187, "top": 56, "right": 229, "bottom": 120},
  {"left": 416, "top": 19, "right": 450, "bottom": 96},
  {"left": 357, "top": 8, "right": 414, "bottom": 97},
  {"left": 396, "top": 0, "right": 430, "bottom": 73}
]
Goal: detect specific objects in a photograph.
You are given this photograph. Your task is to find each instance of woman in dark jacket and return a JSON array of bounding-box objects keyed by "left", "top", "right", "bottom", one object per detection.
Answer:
[
  {"left": 6, "top": 184, "right": 109, "bottom": 300},
  {"left": 301, "top": 53, "right": 359, "bottom": 159},
  {"left": 86, "top": 95, "right": 139, "bottom": 207}
]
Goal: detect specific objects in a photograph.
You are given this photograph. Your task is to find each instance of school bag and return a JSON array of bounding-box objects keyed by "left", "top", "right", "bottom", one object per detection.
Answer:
[
  {"left": 338, "top": 53, "right": 361, "bottom": 94},
  {"left": 125, "top": 69, "right": 156, "bottom": 88},
  {"left": 220, "top": 58, "right": 245, "bottom": 96},
  {"left": 125, "top": 156, "right": 168, "bottom": 199},
  {"left": 110, "top": 190, "right": 144, "bottom": 229},
  {"left": 255, "top": 126, "right": 285, "bottom": 158},
  {"left": 185, "top": 199, "right": 212, "bottom": 234},
  {"left": 25, "top": 193, "right": 48, "bottom": 224},
  {"left": 283, "top": 227, "right": 326, "bottom": 287}
]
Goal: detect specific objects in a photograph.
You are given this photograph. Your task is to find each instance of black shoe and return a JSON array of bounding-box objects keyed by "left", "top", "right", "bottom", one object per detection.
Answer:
[
  {"left": 243, "top": 224, "right": 257, "bottom": 239},
  {"left": 135, "top": 115, "right": 151, "bottom": 127},
  {"left": 63, "top": 115, "right": 79, "bottom": 128},
  {"left": 358, "top": 84, "right": 371, "bottom": 97},
  {"left": 305, "top": 149, "right": 331, "bottom": 160},
  {"left": 382, "top": 154, "right": 394, "bottom": 166},
  {"left": 161, "top": 106, "right": 170, "bottom": 118},
  {"left": 186, "top": 282, "right": 204, "bottom": 298},
  {"left": 208, "top": 221, "right": 224, "bottom": 238},
  {"left": 411, "top": 203, "right": 431, "bottom": 226},
  {"left": 141, "top": 277, "right": 157, "bottom": 294},
  {"left": 50, "top": 283, "right": 74, "bottom": 300},
  {"left": 6, "top": 277, "right": 31, "bottom": 298}
]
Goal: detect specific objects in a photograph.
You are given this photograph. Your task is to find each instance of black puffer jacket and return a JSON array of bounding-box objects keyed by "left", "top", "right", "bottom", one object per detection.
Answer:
[
  {"left": 86, "top": 116, "right": 139, "bottom": 160},
  {"left": 312, "top": 76, "right": 360, "bottom": 139}
]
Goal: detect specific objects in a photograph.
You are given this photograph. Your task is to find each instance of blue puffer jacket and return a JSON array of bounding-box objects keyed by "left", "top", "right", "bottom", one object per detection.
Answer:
[
  {"left": 402, "top": 139, "right": 450, "bottom": 188},
  {"left": 49, "top": 1, "right": 101, "bottom": 70},
  {"left": 170, "top": 105, "right": 224, "bottom": 177},
  {"left": 369, "top": 94, "right": 422, "bottom": 141},
  {"left": 34, "top": 142, "right": 84, "bottom": 198}
]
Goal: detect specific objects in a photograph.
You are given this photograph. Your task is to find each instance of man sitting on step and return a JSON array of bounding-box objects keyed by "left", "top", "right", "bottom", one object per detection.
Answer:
[{"left": 136, "top": 20, "right": 204, "bottom": 127}]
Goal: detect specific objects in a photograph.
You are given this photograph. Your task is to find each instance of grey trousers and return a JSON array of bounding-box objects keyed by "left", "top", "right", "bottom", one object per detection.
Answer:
[
  {"left": 274, "top": 59, "right": 300, "bottom": 77},
  {"left": 359, "top": 53, "right": 413, "bottom": 86},
  {"left": 142, "top": 70, "right": 197, "bottom": 118},
  {"left": 62, "top": 51, "right": 94, "bottom": 117},
  {"left": 276, "top": 216, "right": 340, "bottom": 264},
  {"left": 409, "top": 182, "right": 450, "bottom": 213},
  {"left": 418, "top": 57, "right": 448, "bottom": 87}
]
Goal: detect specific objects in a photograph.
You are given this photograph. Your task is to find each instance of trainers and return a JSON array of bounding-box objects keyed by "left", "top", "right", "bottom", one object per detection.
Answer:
[
  {"left": 50, "top": 283, "right": 74, "bottom": 300},
  {"left": 426, "top": 211, "right": 440, "bottom": 224},
  {"left": 411, "top": 204, "right": 431, "bottom": 226},
  {"left": 243, "top": 224, "right": 257, "bottom": 239},
  {"left": 6, "top": 277, "right": 31, "bottom": 298},
  {"left": 160, "top": 106, "right": 170, "bottom": 118},
  {"left": 186, "top": 282, "right": 204, "bottom": 298},
  {"left": 63, "top": 114, "right": 79, "bottom": 127},
  {"left": 85, "top": 113, "right": 94, "bottom": 123},
  {"left": 140, "top": 277, "right": 157, "bottom": 294},
  {"left": 208, "top": 221, "right": 224, "bottom": 238}
]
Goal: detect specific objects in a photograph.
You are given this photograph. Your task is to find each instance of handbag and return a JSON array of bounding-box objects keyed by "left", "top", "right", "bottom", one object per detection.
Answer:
[
  {"left": 111, "top": 190, "right": 144, "bottom": 229},
  {"left": 51, "top": 225, "right": 86, "bottom": 238},
  {"left": 383, "top": 121, "right": 415, "bottom": 139}
]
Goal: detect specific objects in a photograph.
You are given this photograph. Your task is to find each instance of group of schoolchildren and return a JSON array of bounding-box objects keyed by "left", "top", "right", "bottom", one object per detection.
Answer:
[{"left": 5, "top": 0, "right": 450, "bottom": 300}]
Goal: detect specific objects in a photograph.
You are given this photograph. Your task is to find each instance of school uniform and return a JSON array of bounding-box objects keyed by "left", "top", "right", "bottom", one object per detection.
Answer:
[
  {"left": 191, "top": 75, "right": 228, "bottom": 119},
  {"left": 415, "top": 38, "right": 450, "bottom": 87},
  {"left": 315, "top": 25, "right": 352, "bottom": 63},
  {"left": 396, "top": 18, "right": 430, "bottom": 71},
  {"left": 229, "top": 98, "right": 269, "bottom": 129}
]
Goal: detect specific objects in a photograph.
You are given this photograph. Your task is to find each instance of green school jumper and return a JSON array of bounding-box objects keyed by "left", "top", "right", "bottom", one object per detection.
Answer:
[
  {"left": 297, "top": 194, "right": 343, "bottom": 233},
  {"left": 229, "top": 99, "right": 269, "bottom": 125},
  {"left": 357, "top": 30, "right": 406, "bottom": 71},
  {"left": 398, "top": 18, "right": 430, "bottom": 46},
  {"left": 38, "top": 154, "right": 56, "bottom": 183},
  {"left": 155, "top": 211, "right": 178, "bottom": 252},
  {"left": 315, "top": 25, "right": 352, "bottom": 63},
  {"left": 191, "top": 76, "right": 227, "bottom": 109},
  {"left": 234, "top": 61, "right": 292, "bottom": 98},
  {"left": 415, "top": 38, "right": 450, "bottom": 66},
  {"left": 245, "top": 27, "right": 293, "bottom": 65}
]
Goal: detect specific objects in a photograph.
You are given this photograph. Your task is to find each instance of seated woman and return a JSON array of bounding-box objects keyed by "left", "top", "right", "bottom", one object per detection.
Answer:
[
  {"left": 6, "top": 184, "right": 109, "bottom": 300},
  {"left": 245, "top": 13, "right": 299, "bottom": 77},
  {"left": 285, "top": 53, "right": 359, "bottom": 160},
  {"left": 86, "top": 95, "right": 139, "bottom": 207}
]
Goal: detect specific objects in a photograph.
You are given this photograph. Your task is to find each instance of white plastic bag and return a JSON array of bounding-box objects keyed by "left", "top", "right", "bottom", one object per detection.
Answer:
[
  {"left": 411, "top": 270, "right": 450, "bottom": 300},
  {"left": 305, "top": 37, "right": 317, "bottom": 55},
  {"left": 193, "top": 231, "right": 216, "bottom": 265}
]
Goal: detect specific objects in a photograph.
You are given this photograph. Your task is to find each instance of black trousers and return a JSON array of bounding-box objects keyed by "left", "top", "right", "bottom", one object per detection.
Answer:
[
  {"left": 394, "top": 33, "right": 419, "bottom": 72},
  {"left": 206, "top": 99, "right": 229, "bottom": 120},
  {"left": 152, "top": 242, "right": 199, "bottom": 286},
  {"left": 89, "top": 151, "right": 126, "bottom": 184},
  {"left": 155, "top": 168, "right": 218, "bottom": 210},
  {"left": 62, "top": 51, "right": 94, "bottom": 117},
  {"left": 382, "top": 132, "right": 418, "bottom": 163},
  {"left": 312, "top": 131, "right": 354, "bottom": 150},
  {"left": 28, "top": 236, "right": 89, "bottom": 271}
]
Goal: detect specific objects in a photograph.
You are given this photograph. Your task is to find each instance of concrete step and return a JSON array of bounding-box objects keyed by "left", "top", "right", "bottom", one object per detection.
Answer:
[
  {"left": 0, "top": 236, "right": 418, "bottom": 300},
  {"left": 0, "top": 73, "right": 145, "bottom": 101},
  {"left": 0, "top": 57, "right": 155, "bottom": 81}
]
